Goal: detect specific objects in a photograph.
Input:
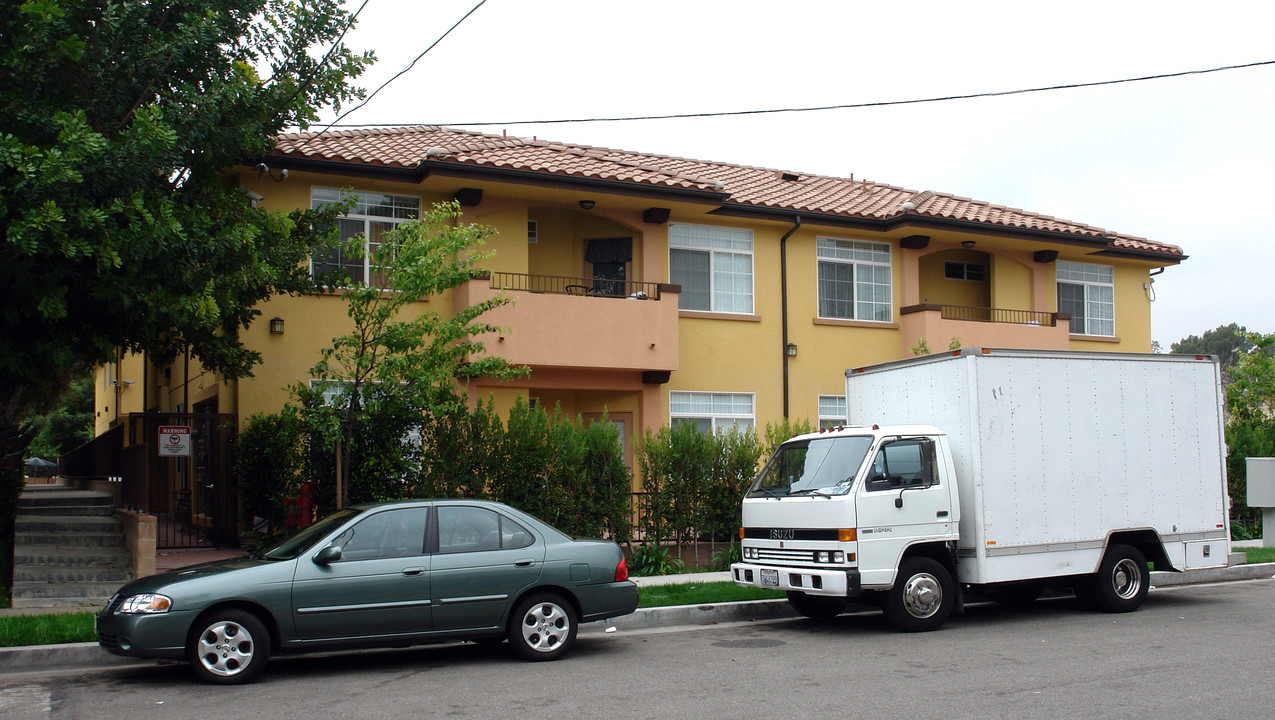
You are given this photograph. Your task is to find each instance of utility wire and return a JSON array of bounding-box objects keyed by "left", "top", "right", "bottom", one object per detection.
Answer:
[
  {"left": 296, "top": 0, "right": 487, "bottom": 148},
  {"left": 328, "top": 59, "right": 1275, "bottom": 128}
]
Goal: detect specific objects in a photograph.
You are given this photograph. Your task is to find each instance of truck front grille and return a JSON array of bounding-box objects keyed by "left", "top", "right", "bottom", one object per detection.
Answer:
[{"left": 756, "top": 547, "right": 816, "bottom": 563}]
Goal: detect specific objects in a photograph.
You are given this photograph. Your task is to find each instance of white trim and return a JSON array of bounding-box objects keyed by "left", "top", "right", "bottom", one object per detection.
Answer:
[
  {"left": 668, "top": 223, "right": 754, "bottom": 315},
  {"left": 669, "top": 390, "right": 756, "bottom": 433},
  {"left": 818, "top": 394, "right": 848, "bottom": 429},
  {"left": 1056, "top": 260, "right": 1115, "bottom": 337},
  {"left": 310, "top": 187, "right": 422, "bottom": 284},
  {"left": 815, "top": 236, "right": 893, "bottom": 322}
]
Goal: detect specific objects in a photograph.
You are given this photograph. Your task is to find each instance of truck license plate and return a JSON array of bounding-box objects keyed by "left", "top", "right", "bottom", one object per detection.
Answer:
[{"left": 760, "top": 568, "right": 779, "bottom": 587}]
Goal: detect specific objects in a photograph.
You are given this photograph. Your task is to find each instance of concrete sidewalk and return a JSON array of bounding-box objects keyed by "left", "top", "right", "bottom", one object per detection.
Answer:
[{"left": 4, "top": 561, "right": 1274, "bottom": 675}]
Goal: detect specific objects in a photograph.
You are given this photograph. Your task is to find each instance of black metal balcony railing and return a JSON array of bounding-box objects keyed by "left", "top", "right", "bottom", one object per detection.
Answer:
[
  {"left": 488, "top": 272, "right": 668, "bottom": 299},
  {"left": 901, "top": 303, "right": 1065, "bottom": 326}
]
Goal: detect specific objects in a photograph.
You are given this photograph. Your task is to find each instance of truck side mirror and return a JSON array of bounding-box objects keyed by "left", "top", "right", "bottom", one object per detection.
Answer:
[{"left": 895, "top": 496, "right": 904, "bottom": 509}]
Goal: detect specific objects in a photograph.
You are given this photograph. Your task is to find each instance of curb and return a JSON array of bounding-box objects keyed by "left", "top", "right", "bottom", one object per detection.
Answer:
[{"left": 5, "top": 562, "right": 1273, "bottom": 674}]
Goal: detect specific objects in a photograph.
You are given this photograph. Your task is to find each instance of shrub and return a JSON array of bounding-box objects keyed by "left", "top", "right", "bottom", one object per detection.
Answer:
[
  {"left": 235, "top": 409, "right": 307, "bottom": 531},
  {"left": 630, "top": 542, "right": 684, "bottom": 576},
  {"left": 710, "top": 542, "right": 742, "bottom": 571}
]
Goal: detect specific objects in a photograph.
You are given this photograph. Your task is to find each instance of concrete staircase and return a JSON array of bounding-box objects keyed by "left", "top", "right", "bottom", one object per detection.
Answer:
[{"left": 12, "top": 485, "right": 134, "bottom": 609}]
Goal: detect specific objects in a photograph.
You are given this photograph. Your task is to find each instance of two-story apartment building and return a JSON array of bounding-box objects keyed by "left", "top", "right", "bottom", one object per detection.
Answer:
[{"left": 88, "top": 125, "right": 1182, "bottom": 544}]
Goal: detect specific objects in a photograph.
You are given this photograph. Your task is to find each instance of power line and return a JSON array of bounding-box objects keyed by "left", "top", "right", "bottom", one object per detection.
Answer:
[
  {"left": 329, "top": 59, "right": 1275, "bottom": 128},
  {"left": 297, "top": 0, "right": 487, "bottom": 148}
]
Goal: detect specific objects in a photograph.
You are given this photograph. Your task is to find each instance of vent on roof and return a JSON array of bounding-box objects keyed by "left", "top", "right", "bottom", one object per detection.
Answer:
[{"left": 780, "top": 171, "right": 801, "bottom": 182}]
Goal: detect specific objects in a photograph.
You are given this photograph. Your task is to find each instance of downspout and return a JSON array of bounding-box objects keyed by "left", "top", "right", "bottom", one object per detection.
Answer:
[{"left": 780, "top": 216, "right": 802, "bottom": 418}]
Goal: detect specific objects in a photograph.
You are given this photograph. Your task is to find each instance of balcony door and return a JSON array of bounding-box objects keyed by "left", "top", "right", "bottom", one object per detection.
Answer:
[{"left": 584, "top": 237, "right": 632, "bottom": 296}]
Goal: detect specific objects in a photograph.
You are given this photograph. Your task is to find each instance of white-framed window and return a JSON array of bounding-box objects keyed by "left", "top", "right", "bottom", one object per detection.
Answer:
[
  {"left": 309, "top": 380, "right": 421, "bottom": 447},
  {"left": 311, "top": 187, "right": 421, "bottom": 285},
  {"left": 1056, "top": 261, "right": 1114, "bottom": 336},
  {"left": 944, "top": 261, "right": 986, "bottom": 282},
  {"left": 668, "top": 223, "right": 754, "bottom": 314},
  {"left": 818, "top": 395, "right": 847, "bottom": 430},
  {"left": 816, "top": 237, "right": 892, "bottom": 322},
  {"left": 670, "top": 391, "right": 755, "bottom": 433},
  {"left": 527, "top": 220, "right": 539, "bottom": 244}
]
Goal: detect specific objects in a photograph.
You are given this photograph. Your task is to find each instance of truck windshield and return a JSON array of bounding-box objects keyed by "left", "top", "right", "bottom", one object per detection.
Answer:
[{"left": 748, "top": 435, "right": 874, "bottom": 497}]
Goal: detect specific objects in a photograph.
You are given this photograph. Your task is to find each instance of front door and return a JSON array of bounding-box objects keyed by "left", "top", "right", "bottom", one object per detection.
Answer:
[
  {"left": 292, "top": 506, "right": 432, "bottom": 640},
  {"left": 854, "top": 438, "right": 953, "bottom": 588}
]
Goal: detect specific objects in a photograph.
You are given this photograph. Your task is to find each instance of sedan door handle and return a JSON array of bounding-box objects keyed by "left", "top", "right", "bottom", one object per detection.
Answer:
[
  {"left": 936, "top": 511, "right": 949, "bottom": 518},
  {"left": 401, "top": 567, "right": 425, "bottom": 576},
  {"left": 514, "top": 559, "right": 537, "bottom": 567}
]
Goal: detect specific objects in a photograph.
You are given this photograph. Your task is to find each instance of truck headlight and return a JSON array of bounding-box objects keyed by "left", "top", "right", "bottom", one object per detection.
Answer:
[
  {"left": 817, "top": 551, "right": 829, "bottom": 562},
  {"left": 832, "top": 551, "right": 845, "bottom": 563},
  {"left": 117, "top": 593, "right": 172, "bottom": 614}
]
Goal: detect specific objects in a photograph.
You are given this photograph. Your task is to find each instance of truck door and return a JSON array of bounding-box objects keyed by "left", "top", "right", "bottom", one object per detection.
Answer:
[{"left": 855, "top": 437, "right": 953, "bottom": 588}]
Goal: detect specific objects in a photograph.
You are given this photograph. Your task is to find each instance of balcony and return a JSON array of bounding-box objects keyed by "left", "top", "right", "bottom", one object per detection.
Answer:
[
  {"left": 899, "top": 303, "right": 1072, "bottom": 353},
  {"left": 454, "top": 272, "right": 680, "bottom": 372}
]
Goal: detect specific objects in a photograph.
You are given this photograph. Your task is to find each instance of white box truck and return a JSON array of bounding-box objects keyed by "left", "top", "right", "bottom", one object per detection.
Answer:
[{"left": 731, "top": 348, "right": 1230, "bottom": 631}]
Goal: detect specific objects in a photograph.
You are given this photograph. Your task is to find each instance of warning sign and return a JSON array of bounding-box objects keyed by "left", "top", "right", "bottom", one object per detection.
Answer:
[{"left": 158, "top": 426, "right": 192, "bottom": 457}]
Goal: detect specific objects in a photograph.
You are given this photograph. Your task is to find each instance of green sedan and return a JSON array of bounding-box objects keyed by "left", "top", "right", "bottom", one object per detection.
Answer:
[{"left": 96, "top": 500, "right": 638, "bottom": 684}]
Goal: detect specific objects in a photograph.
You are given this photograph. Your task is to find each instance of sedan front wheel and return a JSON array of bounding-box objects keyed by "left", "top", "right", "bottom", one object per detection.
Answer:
[
  {"left": 508, "top": 593, "right": 577, "bottom": 661},
  {"left": 187, "top": 609, "right": 271, "bottom": 684}
]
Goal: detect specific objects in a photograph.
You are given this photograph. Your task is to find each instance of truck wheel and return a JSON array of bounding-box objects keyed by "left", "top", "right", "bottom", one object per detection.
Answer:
[
  {"left": 786, "top": 591, "right": 845, "bottom": 619},
  {"left": 1085, "top": 544, "right": 1149, "bottom": 613},
  {"left": 883, "top": 557, "right": 954, "bottom": 632}
]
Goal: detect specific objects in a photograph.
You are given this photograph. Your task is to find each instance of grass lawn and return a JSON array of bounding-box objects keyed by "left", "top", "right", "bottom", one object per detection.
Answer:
[
  {"left": 0, "top": 612, "right": 96, "bottom": 648},
  {"left": 1243, "top": 547, "right": 1275, "bottom": 564},
  {"left": 637, "top": 581, "right": 784, "bottom": 608}
]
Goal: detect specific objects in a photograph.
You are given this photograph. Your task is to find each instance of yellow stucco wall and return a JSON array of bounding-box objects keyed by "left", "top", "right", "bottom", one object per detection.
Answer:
[
  {"left": 94, "top": 166, "right": 1171, "bottom": 450},
  {"left": 988, "top": 254, "right": 1032, "bottom": 311},
  {"left": 918, "top": 249, "right": 991, "bottom": 308}
]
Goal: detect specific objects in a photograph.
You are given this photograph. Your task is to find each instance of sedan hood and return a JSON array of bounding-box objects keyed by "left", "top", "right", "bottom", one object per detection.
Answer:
[{"left": 110, "top": 555, "right": 294, "bottom": 600}]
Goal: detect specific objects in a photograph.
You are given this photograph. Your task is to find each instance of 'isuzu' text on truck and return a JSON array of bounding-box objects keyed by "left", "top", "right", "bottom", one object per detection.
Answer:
[{"left": 731, "top": 348, "right": 1231, "bottom": 631}]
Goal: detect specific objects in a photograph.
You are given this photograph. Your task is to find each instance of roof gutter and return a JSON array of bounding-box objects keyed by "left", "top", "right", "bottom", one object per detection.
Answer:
[
  {"left": 780, "top": 215, "right": 802, "bottom": 419},
  {"left": 708, "top": 204, "right": 1183, "bottom": 263}
]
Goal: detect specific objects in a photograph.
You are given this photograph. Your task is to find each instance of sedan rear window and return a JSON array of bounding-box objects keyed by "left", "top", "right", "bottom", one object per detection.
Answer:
[{"left": 438, "top": 506, "right": 534, "bottom": 553}]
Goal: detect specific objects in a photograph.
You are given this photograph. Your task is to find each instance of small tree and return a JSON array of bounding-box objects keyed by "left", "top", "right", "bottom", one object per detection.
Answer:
[
  {"left": 1172, "top": 323, "right": 1256, "bottom": 385},
  {"left": 305, "top": 201, "right": 526, "bottom": 506}
]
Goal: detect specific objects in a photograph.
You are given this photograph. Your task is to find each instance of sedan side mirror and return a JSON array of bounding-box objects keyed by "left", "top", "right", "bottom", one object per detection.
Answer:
[{"left": 313, "top": 545, "right": 342, "bottom": 565}]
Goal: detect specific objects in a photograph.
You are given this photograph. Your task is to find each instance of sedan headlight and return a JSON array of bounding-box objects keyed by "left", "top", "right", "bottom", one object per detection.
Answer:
[{"left": 116, "top": 593, "right": 173, "bottom": 614}]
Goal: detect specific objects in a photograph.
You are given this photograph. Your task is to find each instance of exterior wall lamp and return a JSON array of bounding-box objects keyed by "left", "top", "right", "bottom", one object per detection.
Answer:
[
  {"left": 578, "top": 200, "right": 596, "bottom": 210},
  {"left": 786, "top": 343, "right": 798, "bottom": 357},
  {"left": 269, "top": 317, "right": 285, "bottom": 335},
  {"left": 961, "top": 241, "right": 976, "bottom": 249}
]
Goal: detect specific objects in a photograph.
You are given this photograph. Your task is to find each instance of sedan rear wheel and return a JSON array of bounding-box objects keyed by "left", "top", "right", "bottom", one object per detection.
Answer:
[
  {"left": 187, "top": 609, "right": 270, "bottom": 684},
  {"left": 508, "top": 593, "right": 577, "bottom": 661}
]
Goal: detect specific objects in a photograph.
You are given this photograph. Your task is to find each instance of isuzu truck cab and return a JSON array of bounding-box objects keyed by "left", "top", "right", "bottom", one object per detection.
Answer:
[{"left": 731, "top": 348, "right": 1231, "bottom": 631}]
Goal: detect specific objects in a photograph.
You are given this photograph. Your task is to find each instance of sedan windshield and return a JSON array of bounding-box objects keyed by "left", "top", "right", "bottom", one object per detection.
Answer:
[
  {"left": 748, "top": 435, "right": 874, "bottom": 497},
  {"left": 263, "top": 508, "right": 363, "bottom": 560}
]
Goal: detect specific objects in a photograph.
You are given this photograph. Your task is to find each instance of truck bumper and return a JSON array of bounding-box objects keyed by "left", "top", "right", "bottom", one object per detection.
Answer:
[{"left": 731, "top": 562, "right": 861, "bottom": 598}]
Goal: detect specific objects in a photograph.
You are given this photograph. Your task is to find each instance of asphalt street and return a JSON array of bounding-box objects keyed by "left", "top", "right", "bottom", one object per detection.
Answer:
[{"left": 1, "top": 578, "right": 1272, "bottom": 720}]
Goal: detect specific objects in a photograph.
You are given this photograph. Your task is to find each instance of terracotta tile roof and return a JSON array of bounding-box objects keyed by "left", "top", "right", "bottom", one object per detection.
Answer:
[{"left": 272, "top": 126, "right": 1181, "bottom": 259}]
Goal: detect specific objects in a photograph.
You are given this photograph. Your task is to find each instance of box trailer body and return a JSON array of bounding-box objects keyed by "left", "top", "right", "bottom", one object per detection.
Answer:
[{"left": 731, "top": 348, "right": 1230, "bottom": 631}]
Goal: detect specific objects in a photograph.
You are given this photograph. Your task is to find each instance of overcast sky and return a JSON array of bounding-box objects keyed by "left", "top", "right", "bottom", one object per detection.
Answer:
[{"left": 314, "top": 0, "right": 1275, "bottom": 348}]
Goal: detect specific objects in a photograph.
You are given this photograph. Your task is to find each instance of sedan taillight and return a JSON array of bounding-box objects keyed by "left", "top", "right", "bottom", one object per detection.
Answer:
[{"left": 615, "top": 557, "right": 629, "bottom": 582}]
